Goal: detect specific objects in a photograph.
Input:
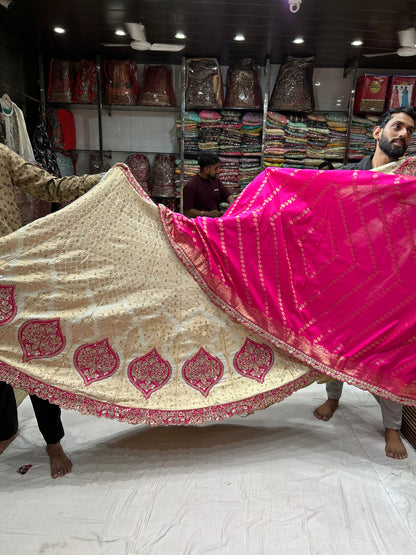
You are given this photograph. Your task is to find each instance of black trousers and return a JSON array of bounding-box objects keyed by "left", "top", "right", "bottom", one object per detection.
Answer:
[{"left": 0, "top": 381, "right": 64, "bottom": 444}]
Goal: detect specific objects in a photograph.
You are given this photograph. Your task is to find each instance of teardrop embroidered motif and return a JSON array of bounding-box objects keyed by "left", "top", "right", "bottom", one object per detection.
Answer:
[
  {"left": 233, "top": 338, "right": 274, "bottom": 383},
  {"left": 73, "top": 338, "right": 120, "bottom": 386},
  {"left": 128, "top": 348, "right": 172, "bottom": 399},
  {"left": 182, "top": 348, "right": 224, "bottom": 397},
  {"left": 18, "top": 318, "right": 66, "bottom": 362}
]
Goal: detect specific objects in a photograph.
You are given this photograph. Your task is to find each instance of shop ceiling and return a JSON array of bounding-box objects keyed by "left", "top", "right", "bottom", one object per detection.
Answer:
[{"left": 2, "top": 0, "right": 416, "bottom": 69}]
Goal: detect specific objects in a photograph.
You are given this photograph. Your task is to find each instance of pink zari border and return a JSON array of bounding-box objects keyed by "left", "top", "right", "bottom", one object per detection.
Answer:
[{"left": 0, "top": 360, "right": 321, "bottom": 426}]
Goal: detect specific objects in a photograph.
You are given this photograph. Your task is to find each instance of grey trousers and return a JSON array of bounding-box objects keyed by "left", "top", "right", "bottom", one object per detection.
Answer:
[{"left": 326, "top": 380, "right": 402, "bottom": 430}]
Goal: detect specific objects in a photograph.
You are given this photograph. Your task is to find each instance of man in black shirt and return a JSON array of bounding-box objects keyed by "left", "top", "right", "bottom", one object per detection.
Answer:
[{"left": 183, "top": 153, "right": 235, "bottom": 218}]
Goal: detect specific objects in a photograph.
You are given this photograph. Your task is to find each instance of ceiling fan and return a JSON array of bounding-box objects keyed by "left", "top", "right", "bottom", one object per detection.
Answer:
[
  {"left": 101, "top": 22, "right": 185, "bottom": 52},
  {"left": 364, "top": 27, "right": 416, "bottom": 58}
]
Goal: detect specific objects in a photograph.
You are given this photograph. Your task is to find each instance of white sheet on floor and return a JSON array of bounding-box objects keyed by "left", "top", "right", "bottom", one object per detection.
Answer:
[{"left": 0, "top": 382, "right": 415, "bottom": 555}]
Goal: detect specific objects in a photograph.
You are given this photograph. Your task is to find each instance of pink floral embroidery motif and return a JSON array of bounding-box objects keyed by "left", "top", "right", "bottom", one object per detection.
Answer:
[
  {"left": 233, "top": 338, "right": 275, "bottom": 383},
  {"left": 73, "top": 338, "right": 120, "bottom": 386},
  {"left": 128, "top": 348, "right": 172, "bottom": 399},
  {"left": 182, "top": 348, "right": 224, "bottom": 397},
  {"left": 0, "top": 285, "right": 17, "bottom": 326},
  {"left": 18, "top": 318, "right": 66, "bottom": 362}
]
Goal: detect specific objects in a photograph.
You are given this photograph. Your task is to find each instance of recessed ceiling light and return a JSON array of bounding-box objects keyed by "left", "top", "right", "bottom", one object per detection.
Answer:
[
  {"left": 54, "top": 27, "right": 66, "bottom": 34},
  {"left": 234, "top": 34, "right": 245, "bottom": 41},
  {"left": 175, "top": 32, "right": 186, "bottom": 39},
  {"left": 351, "top": 40, "right": 363, "bottom": 46},
  {"left": 293, "top": 37, "right": 304, "bottom": 44},
  {"left": 115, "top": 29, "right": 126, "bottom": 36}
]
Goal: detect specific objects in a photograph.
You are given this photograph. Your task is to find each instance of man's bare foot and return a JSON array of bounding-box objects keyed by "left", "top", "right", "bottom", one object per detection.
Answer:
[
  {"left": 313, "top": 399, "right": 339, "bottom": 421},
  {"left": 385, "top": 429, "right": 408, "bottom": 460},
  {"left": 46, "top": 442, "right": 72, "bottom": 478},
  {"left": 0, "top": 431, "right": 19, "bottom": 454}
]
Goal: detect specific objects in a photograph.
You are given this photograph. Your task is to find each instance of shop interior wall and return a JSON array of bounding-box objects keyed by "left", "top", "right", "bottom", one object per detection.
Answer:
[
  {"left": 4, "top": 53, "right": 416, "bottom": 175},
  {"left": 72, "top": 64, "right": 356, "bottom": 174}
]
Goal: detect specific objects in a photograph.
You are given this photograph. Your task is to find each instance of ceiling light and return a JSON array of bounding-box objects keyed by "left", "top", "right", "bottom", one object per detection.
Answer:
[
  {"left": 293, "top": 37, "right": 304, "bottom": 44},
  {"left": 351, "top": 40, "right": 363, "bottom": 46},
  {"left": 175, "top": 32, "right": 186, "bottom": 39},
  {"left": 314, "top": 81, "right": 321, "bottom": 87},
  {"left": 234, "top": 34, "right": 245, "bottom": 41},
  {"left": 54, "top": 27, "right": 66, "bottom": 34},
  {"left": 115, "top": 29, "right": 126, "bottom": 36}
]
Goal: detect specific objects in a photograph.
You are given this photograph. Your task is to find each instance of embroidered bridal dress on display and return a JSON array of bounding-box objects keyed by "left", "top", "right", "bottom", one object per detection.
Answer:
[{"left": 1, "top": 163, "right": 415, "bottom": 425}]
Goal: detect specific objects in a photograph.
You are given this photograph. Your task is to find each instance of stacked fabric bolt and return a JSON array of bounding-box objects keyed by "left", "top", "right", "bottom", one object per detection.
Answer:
[
  {"left": 177, "top": 111, "right": 201, "bottom": 157},
  {"left": 174, "top": 158, "right": 199, "bottom": 192},
  {"left": 198, "top": 109, "right": 222, "bottom": 152},
  {"left": 305, "top": 113, "right": 330, "bottom": 165},
  {"left": 218, "top": 155, "right": 240, "bottom": 194},
  {"left": 325, "top": 112, "right": 348, "bottom": 160},
  {"left": 264, "top": 111, "right": 346, "bottom": 168},
  {"left": 182, "top": 158, "right": 200, "bottom": 178},
  {"left": 282, "top": 118, "right": 308, "bottom": 167},
  {"left": 178, "top": 108, "right": 388, "bottom": 175},
  {"left": 347, "top": 114, "right": 376, "bottom": 161},
  {"left": 263, "top": 111, "right": 288, "bottom": 167},
  {"left": 238, "top": 157, "right": 262, "bottom": 190},
  {"left": 218, "top": 110, "right": 243, "bottom": 156},
  {"left": 241, "top": 112, "right": 263, "bottom": 156}
]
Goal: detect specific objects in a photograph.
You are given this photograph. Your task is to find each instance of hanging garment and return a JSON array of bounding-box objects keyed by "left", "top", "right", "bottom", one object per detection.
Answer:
[
  {"left": 0, "top": 109, "right": 7, "bottom": 145},
  {"left": 46, "top": 108, "right": 76, "bottom": 153},
  {"left": 32, "top": 117, "right": 61, "bottom": 176},
  {"left": 73, "top": 60, "right": 98, "bottom": 104},
  {"left": 47, "top": 59, "right": 74, "bottom": 104},
  {"left": 104, "top": 60, "right": 138, "bottom": 105},
  {"left": 57, "top": 109, "right": 76, "bottom": 151},
  {"left": 1, "top": 162, "right": 416, "bottom": 427},
  {"left": 224, "top": 58, "right": 262, "bottom": 109},
  {"left": 269, "top": 57, "right": 315, "bottom": 112},
  {"left": 137, "top": 66, "right": 176, "bottom": 107},
  {"left": 185, "top": 58, "right": 223, "bottom": 108},
  {"left": 0, "top": 94, "right": 35, "bottom": 163}
]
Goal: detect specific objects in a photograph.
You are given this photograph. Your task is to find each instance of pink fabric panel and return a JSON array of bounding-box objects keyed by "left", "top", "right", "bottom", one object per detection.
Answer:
[{"left": 161, "top": 167, "right": 416, "bottom": 403}]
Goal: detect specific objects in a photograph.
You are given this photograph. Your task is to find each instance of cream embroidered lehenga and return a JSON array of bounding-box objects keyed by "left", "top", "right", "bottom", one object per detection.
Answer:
[{"left": 1, "top": 161, "right": 415, "bottom": 425}]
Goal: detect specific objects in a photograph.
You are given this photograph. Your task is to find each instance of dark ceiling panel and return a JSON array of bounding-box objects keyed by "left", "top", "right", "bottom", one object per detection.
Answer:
[{"left": 1, "top": 0, "right": 416, "bottom": 68}]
